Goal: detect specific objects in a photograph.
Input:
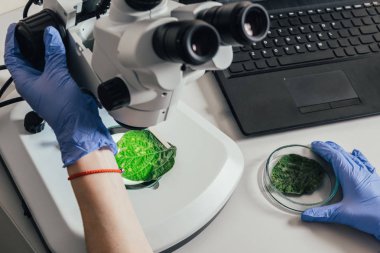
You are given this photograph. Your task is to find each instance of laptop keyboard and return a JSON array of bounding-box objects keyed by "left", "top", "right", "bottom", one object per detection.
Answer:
[{"left": 228, "top": 1, "right": 380, "bottom": 77}]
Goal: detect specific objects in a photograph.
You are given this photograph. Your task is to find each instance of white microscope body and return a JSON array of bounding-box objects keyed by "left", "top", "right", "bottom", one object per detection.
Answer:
[
  {"left": 0, "top": 0, "right": 268, "bottom": 252},
  {"left": 42, "top": 0, "right": 269, "bottom": 128}
]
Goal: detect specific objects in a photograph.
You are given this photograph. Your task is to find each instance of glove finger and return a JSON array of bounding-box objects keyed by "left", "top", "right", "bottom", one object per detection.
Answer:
[
  {"left": 43, "top": 26, "right": 67, "bottom": 73},
  {"left": 352, "top": 149, "right": 375, "bottom": 173},
  {"left": 312, "top": 141, "right": 351, "bottom": 180},
  {"left": 326, "top": 141, "right": 374, "bottom": 179},
  {"left": 301, "top": 202, "right": 342, "bottom": 223},
  {"left": 4, "top": 23, "right": 40, "bottom": 78}
]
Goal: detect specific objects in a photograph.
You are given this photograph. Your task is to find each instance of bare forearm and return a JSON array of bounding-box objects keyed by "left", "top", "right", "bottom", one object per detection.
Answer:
[{"left": 68, "top": 149, "right": 152, "bottom": 253}]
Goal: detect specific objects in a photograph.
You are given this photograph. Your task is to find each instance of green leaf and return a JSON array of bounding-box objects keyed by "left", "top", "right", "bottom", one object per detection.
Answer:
[
  {"left": 270, "top": 154, "right": 325, "bottom": 195},
  {"left": 115, "top": 130, "right": 177, "bottom": 181}
]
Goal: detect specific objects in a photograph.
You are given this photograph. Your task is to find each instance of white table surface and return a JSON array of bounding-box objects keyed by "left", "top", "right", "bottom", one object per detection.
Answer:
[{"left": 1, "top": 4, "right": 380, "bottom": 253}]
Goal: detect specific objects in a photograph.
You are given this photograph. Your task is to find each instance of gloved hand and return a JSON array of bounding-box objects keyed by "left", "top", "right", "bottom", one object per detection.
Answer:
[
  {"left": 4, "top": 24, "right": 117, "bottom": 167},
  {"left": 302, "top": 141, "right": 380, "bottom": 240}
]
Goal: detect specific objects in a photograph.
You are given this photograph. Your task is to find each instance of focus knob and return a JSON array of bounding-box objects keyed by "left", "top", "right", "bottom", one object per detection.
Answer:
[
  {"left": 125, "top": 0, "right": 162, "bottom": 11},
  {"left": 24, "top": 111, "right": 45, "bottom": 134},
  {"left": 98, "top": 77, "right": 131, "bottom": 111}
]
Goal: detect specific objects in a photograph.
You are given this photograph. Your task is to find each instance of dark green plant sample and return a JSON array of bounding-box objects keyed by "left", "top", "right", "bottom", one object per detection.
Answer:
[
  {"left": 115, "top": 130, "right": 176, "bottom": 181},
  {"left": 270, "top": 154, "right": 325, "bottom": 195}
]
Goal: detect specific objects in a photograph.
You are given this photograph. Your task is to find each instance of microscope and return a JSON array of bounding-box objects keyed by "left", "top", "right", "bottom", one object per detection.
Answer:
[
  {"left": 15, "top": 0, "right": 269, "bottom": 129},
  {"left": 0, "top": 1, "right": 270, "bottom": 252}
]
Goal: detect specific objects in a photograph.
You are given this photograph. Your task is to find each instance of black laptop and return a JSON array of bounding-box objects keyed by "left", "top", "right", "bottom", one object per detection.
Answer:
[{"left": 214, "top": 0, "right": 380, "bottom": 136}]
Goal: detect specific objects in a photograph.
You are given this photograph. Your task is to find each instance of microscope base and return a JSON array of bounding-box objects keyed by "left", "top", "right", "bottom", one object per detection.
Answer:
[{"left": 0, "top": 95, "right": 244, "bottom": 252}]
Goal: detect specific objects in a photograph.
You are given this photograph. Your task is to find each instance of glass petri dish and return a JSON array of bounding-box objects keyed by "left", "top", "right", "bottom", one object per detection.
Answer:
[{"left": 263, "top": 144, "right": 339, "bottom": 213}]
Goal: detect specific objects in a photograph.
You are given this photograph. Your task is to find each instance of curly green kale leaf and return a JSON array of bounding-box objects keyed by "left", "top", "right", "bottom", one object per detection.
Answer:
[
  {"left": 270, "top": 154, "right": 324, "bottom": 195},
  {"left": 115, "top": 130, "right": 176, "bottom": 181}
]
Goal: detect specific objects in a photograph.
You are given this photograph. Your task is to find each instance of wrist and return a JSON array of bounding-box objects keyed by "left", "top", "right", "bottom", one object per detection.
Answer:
[
  {"left": 55, "top": 115, "right": 117, "bottom": 167},
  {"left": 67, "top": 148, "right": 119, "bottom": 176}
]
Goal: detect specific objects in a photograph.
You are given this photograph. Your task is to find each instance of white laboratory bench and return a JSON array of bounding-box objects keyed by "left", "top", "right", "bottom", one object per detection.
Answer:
[{"left": 1, "top": 4, "right": 380, "bottom": 253}]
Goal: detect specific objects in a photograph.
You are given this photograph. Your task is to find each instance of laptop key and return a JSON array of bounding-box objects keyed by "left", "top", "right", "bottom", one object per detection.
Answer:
[
  {"left": 267, "top": 30, "right": 277, "bottom": 38},
  {"left": 334, "top": 48, "right": 346, "bottom": 57},
  {"left": 243, "top": 62, "right": 255, "bottom": 71},
  {"left": 317, "top": 41, "right": 329, "bottom": 50},
  {"left": 279, "top": 19, "right": 290, "bottom": 27},
  {"left": 295, "top": 44, "right": 306, "bottom": 53},
  {"left": 261, "top": 49, "right": 273, "bottom": 58},
  {"left": 338, "top": 38, "right": 350, "bottom": 47},
  {"left": 344, "top": 47, "right": 356, "bottom": 56},
  {"left": 255, "top": 60, "right": 268, "bottom": 69},
  {"left": 372, "top": 16, "right": 380, "bottom": 24},
  {"left": 278, "top": 51, "right": 334, "bottom": 65},
  {"left": 278, "top": 28, "right": 289, "bottom": 36},
  {"left": 250, "top": 51, "right": 261, "bottom": 60},
  {"left": 374, "top": 33, "right": 380, "bottom": 42},
  {"left": 328, "top": 31, "right": 338, "bottom": 39},
  {"left": 306, "top": 43, "right": 318, "bottom": 52},
  {"left": 339, "top": 29, "right": 350, "bottom": 37},
  {"left": 273, "top": 48, "right": 284, "bottom": 56},
  {"left": 311, "top": 15, "right": 322, "bottom": 23},
  {"left": 317, "top": 32, "right": 329, "bottom": 40},
  {"left": 349, "top": 27, "right": 360, "bottom": 36},
  {"left": 367, "top": 7, "right": 377, "bottom": 15},
  {"left": 252, "top": 42, "right": 263, "bottom": 50},
  {"left": 289, "top": 18, "right": 301, "bottom": 26},
  {"left": 332, "top": 12, "right": 343, "bottom": 20},
  {"left": 274, "top": 38, "right": 285, "bottom": 46},
  {"left": 331, "top": 21, "right": 342, "bottom": 29},
  {"left": 233, "top": 52, "right": 251, "bottom": 62},
  {"left": 352, "top": 9, "right": 367, "bottom": 17},
  {"left": 296, "top": 35, "right": 307, "bottom": 43},
  {"left": 229, "top": 64, "right": 244, "bottom": 73},
  {"left": 362, "top": 17, "right": 373, "bottom": 26},
  {"left": 349, "top": 37, "right": 361, "bottom": 46},
  {"left": 240, "top": 45, "right": 251, "bottom": 52},
  {"left": 285, "top": 36, "right": 296, "bottom": 45},
  {"left": 352, "top": 18, "right": 363, "bottom": 27},
  {"left": 284, "top": 46, "right": 296, "bottom": 55},
  {"left": 271, "top": 20, "right": 280, "bottom": 29},
  {"left": 370, "top": 43, "right": 380, "bottom": 52},
  {"left": 307, "top": 34, "right": 318, "bottom": 42},
  {"left": 360, "top": 25, "right": 378, "bottom": 34},
  {"left": 266, "top": 58, "right": 278, "bottom": 67},
  {"left": 355, "top": 45, "right": 370, "bottom": 54},
  {"left": 288, "top": 27, "right": 299, "bottom": 35},
  {"left": 309, "top": 24, "right": 321, "bottom": 32},
  {"left": 328, "top": 40, "right": 340, "bottom": 48},
  {"left": 321, "top": 23, "right": 331, "bottom": 31},
  {"left": 321, "top": 13, "right": 332, "bottom": 21},
  {"left": 300, "top": 16, "right": 312, "bottom": 24},
  {"left": 342, "top": 11, "right": 353, "bottom": 19},
  {"left": 342, "top": 20, "right": 353, "bottom": 28},
  {"left": 359, "top": 35, "right": 375, "bottom": 44}
]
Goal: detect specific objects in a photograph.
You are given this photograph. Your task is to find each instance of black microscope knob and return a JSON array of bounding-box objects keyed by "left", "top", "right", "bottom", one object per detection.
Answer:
[
  {"left": 98, "top": 77, "right": 131, "bottom": 111},
  {"left": 125, "top": 0, "right": 162, "bottom": 11},
  {"left": 24, "top": 111, "right": 45, "bottom": 134}
]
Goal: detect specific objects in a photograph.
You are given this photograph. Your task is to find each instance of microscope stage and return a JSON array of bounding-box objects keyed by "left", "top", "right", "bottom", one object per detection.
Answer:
[{"left": 0, "top": 96, "right": 244, "bottom": 253}]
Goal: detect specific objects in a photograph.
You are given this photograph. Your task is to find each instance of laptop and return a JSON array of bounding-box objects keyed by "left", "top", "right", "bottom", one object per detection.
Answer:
[{"left": 214, "top": 0, "right": 380, "bottom": 136}]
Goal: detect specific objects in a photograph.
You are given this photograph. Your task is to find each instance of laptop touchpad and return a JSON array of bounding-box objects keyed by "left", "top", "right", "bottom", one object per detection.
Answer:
[{"left": 284, "top": 70, "right": 360, "bottom": 112}]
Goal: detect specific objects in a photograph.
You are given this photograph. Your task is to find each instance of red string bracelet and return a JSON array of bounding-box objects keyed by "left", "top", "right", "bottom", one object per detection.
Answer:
[{"left": 68, "top": 169, "right": 123, "bottom": 181}]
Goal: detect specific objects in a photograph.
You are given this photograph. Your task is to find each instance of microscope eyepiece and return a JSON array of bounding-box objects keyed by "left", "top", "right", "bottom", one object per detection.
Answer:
[
  {"left": 153, "top": 20, "right": 220, "bottom": 65},
  {"left": 124, "top": 0, "right": 162, "bottom": 11},
  {"left": 197, "top": 1, "right": 269, "bottom": 46}
]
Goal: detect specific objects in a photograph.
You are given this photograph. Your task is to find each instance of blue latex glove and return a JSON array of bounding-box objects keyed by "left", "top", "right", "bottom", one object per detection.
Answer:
[
  {"left": 302, "top": 141, "right": 380, "bottom": 240},
  {"left": 4, "top": 24, "right": 117, "bottom": 166}
]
